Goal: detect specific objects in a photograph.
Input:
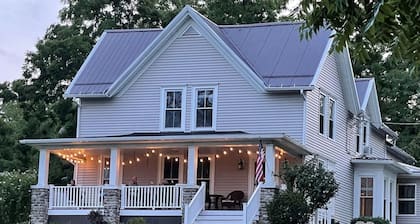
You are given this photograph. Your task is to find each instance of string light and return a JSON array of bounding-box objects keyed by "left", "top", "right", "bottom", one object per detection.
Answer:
[
  {"left": 146, "top": 153, "right": 150, "bottom": 157},
  {"left": 223, "top": 151, "right": 227, "bottom": 155},
  {"left": 208, "top": 157, "right": 211, "bottom": 161},
  {"left": 247, "top": 150, "right": 251, "bottom": 155},
  {"left": 200, "top": 158, "right": 204, "bottom": 163},
  {"left": 129, "top": 160, "right": 133, "bottom": 164},
  {"left": 166, "top": 156, "right": 170, "bottom": 160},
  {"left": 136, "top": 157, "right": 140, "bottom": 162},
  {"left": 90, "top": 157, "right": 94, "bottom": 160},
  {"left": 216, "top": 154, "right": 220, "bottom": 159},
  {"left": 175, "top": 157, "right": 179, "bottom": 162},
  {"left": 152, "top": 150, "right": 156, "bottom": 153},
  {"left": 98, "top": 159, "right": 102, "bottom": 163},
  {"left": 184, "top": 159, "right": 187, "bottom": 163},
  {"left": 230, "top": 147, "right": 234, "bottom": 151},
  {"left": 159, "top": 153, "right": 163, "bottom": 157},
  {"left": 238, "top": 149, "right": 242, "bottom": 154},
  {"left": 122, "top": 161, "right": 125, "bottom": 166}
]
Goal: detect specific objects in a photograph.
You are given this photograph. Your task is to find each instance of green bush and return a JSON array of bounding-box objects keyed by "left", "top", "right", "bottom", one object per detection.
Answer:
[
  {"left": 88, "top": 210, "right": 107, "bottom": 224},
  {"left": 267, "top": 191, "right": 311, "bottom": 224},
  {"left": 0, "top": 170, "right": 36, "bottom": 224},
  {"left": 351, "top": 217, "right": 390, "bottom": 224},
  {"left": 127, "top": 217, "right": 147, "bottom": 224}
]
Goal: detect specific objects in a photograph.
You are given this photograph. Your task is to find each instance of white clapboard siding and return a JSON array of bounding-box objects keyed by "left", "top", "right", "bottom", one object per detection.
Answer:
[
  {"left": 370, "top": 130, "right": 387, "bottom": 158},
  {"left": 305, "top": 53, "right": 355, "bottom": 222},
  {"left": 396, "top": 178, "right": 420, "bottom": 224},
  {"left": 78, "top": 27, "right": 304, "bottom": 140},
  {"left": 76, "top": 157, "right": 100, "bottom": 185}
]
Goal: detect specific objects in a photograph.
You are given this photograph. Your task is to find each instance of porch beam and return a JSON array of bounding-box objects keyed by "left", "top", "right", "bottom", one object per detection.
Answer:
[
  {"left": 264, "top": 144, "right": 275, "bottom": 187},
  {"left": 37, "top": 149, "right": 50, "bottom": 187},
  {"left": 187, "top": 145, "right": 198, "bottom": 186},
  {"left": 109, "top": 147, "right": 122, "bottom": 186}
]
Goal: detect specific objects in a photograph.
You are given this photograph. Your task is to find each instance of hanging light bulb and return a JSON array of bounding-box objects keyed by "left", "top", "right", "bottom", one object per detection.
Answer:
[
  {"left": 166, "top": 155, "right": 170, "bottom": 160},
  {"left": 247, "top": 150, "right": 251, "bottom": 155},
  {"left": 98, "top": 159, "right": 102, "bottom": 163},
  {"left": 216, "top": 154, "right": 220, "bottom": 159},
  {"left": 175, "top": 157, "right": 179, "bottom": 162},
  {"left": 136, "top": 157, "right": 140, "bottom": 162},
  {"left": 129, "top": 160, "right": 133, "bottom": 164},
  {"left": 151, "top": 149, "right": 156, "bottom": 153},
  {"left": 106, "top": 161, "right": 110, "bottom": 165},
  {"left": 223, "top": 151, "right": 227, "bottom": 155},
  {"left": 200, "top": 158, "right": 204, "bottom": 163},
  {"left": 207, "top": 157, "right": 211, "bottom": 161},
  {"left": 230, "top": 147, "right": 234, "bottom": 151},
  {"left": 146, "top": 153, "right": 150, "bottom": 157},
  {"left": 238, "top": 149, "right": 242, "bottom": 154},
  {"left": 90, "top": 157, "right": 94, "bottom": 160},
  {"left": 159, "top": 153, "right": 163, "bottom": 157},
  {"left": 122, "top": 161, "right": 125, "bottom": 166},
  {"left": 184, "top": 159, "right": 187, "bottom": 163}
]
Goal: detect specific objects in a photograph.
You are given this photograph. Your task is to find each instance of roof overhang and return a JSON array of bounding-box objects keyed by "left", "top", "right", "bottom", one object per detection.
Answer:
[
  {"left": 20, "top": 133, "right": 312, "bottom": 156},
  {"left": 351, "top": 158, "right": 412, "bottom": 174},
  {"left": 386, "top": 145, "right": 417, "bottom": 164}
]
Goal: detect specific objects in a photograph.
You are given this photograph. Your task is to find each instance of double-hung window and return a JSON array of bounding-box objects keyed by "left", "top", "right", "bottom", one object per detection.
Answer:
[
  {"left": 360, "top": 177, "right": 374, "bottom": 217},
  {"left": 398, "top": 184, "right": 416, "bottom": 215},
  {"left": 161, "top": 88, "right": 186, "bottom": 131},
  {"left": 319, "top": 93, "right": 335, "bottom": 139},
  {"left": 193, "top": 86, "right": 217, "bottom": 130}
]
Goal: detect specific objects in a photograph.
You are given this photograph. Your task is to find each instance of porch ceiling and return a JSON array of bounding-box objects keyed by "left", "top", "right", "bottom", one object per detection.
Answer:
[{"left": 20, "top": 133, "right": 312, "bottom": 156}]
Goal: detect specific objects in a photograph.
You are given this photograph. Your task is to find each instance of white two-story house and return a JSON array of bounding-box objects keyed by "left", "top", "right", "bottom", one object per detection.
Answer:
[{"left": 22, "top": 6, "right": 420, "bottom": 224}]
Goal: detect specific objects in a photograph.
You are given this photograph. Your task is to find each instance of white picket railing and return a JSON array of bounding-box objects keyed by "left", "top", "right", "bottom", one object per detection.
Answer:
[
  {"left": 49, "top": 185, "right": 104, "bottom": 209},
  {"left": 184, "top": 182, "right": 206, "bottom": 224},
  {"left": 121, "top": 185, "right": 183, "bottom": 209},
  {"left": 243, "top": 182, "right": 263, "bottom": 224}
]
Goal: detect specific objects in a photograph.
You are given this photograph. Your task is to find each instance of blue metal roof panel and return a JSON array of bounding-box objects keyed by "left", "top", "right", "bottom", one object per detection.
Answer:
[
  {"left": 355, "top": 79, "right": 372, "bottom": 105},
  {"left": 68, "top": 29, "right": 161, "bottom": 95},
  {"left": 67, "top": 20, "right": 332, "bottom": 95}
]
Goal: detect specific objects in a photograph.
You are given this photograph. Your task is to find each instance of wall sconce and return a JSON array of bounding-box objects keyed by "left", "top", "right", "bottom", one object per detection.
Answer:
[{"left": 238, "top": 159, "right": 244, "bottom": 170}]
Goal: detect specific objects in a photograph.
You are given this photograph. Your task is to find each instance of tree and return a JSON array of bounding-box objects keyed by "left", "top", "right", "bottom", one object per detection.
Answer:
[
  {"left": 267, "top": 159, "right": 338, "bottom": 224},
  {"left": 296, "top": 0, "right": 420, "bottom": 68}
]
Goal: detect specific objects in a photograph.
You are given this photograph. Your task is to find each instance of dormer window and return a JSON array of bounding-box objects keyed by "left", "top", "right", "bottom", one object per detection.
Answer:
[
  {"left": 319, "top": 92, "right": 336, "bottom": 139},
  {"left": 357, "top": 120, "right": 370, "bottom": 153},
  {"left": 161, "top": 87, "right": 186, "bottom": 131},
  {"left": 192, "top": 86, "right": 218, "bottom": 130}
]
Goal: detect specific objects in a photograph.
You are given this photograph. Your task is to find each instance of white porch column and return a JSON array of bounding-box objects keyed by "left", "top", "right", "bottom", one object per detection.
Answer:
[
  {"left": 109, "top": 147, "right": 122, "bottom": 186},
  {"left": 37, "top": 149, "right": 50, "bottom": 187},
  {"left": 187, "top": 145, "right": 198, "bottom": 186},
  {"left": 264, "top": 144, "right": 275, "bottom": 187}
]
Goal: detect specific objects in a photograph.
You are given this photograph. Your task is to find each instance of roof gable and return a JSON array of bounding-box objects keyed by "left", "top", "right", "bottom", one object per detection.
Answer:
[
  {"left": 64, "top": 6, "right": 333, "bottom": 98},
  {"left": 355, "top": 78, "right": 382, "bottom": 127}
]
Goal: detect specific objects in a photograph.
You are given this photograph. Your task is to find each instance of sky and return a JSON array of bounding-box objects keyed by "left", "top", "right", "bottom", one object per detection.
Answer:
[{"left": 0, "top": 0, "right": 63, "bottom": 82}]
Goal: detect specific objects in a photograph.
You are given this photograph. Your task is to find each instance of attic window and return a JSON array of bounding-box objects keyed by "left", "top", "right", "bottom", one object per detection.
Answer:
[
  {"left": 319, "top": 93, "right": 336, "bottom": 139},
  {"left": 161, "top": 87, "right": 186, "bottom": 131}
]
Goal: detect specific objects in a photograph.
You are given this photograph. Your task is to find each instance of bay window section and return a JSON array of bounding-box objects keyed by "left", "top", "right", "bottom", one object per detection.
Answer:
[
  {"left": 398, "top": 184, "right": 415, "bottom": 215},
  {"left": 360, "top": 177, "right": 374, "bottom": 217}
]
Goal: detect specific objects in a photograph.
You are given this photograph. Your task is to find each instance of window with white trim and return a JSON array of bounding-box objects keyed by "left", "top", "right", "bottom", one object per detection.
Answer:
[
  {"left": 161, "top": 88, "right": 185, "bottom": 131},
  {"left": 398, "top": 184, "right": 415, "bottom": 215},
  {"left": 357, "top": 120, "right": 370, "bottom": 153},
  {"left": 193, "top": 87, "right": 217, "bottom": 130},
  {"left": 319, "top": 93, "right": 335, "bottom": 139},
  {"left": 163, "top": 157, "right": 180, "bottom": 185},
  {"left": 360, "top": 177, "right": 374, "bottom": 217}
]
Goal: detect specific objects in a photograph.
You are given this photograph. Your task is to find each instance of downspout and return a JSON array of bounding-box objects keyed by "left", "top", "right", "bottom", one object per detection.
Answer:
[{"left": 300, "top": 89, "right": 307, "bottom": 145}]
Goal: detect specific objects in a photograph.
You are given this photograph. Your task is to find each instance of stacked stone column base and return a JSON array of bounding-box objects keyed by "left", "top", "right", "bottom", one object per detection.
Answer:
[
  {"left": 258, "top": 187, "right": 279, "bottom": 224},
  {"left": 103, "top": 187, "right": 121, "bottom": 224},
  {"left": 30, "top": 186, "right": 49, "bottom": 224}
]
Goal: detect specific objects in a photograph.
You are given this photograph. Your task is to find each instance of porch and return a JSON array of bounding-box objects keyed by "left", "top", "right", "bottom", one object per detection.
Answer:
[{"left": 22, "top": 132, "right": 310, "bottom": 223}]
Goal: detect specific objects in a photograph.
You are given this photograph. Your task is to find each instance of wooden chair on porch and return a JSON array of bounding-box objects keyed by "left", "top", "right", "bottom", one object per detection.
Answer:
[{"left": 221, "top": 191, "right": 244, "bottom": 209}]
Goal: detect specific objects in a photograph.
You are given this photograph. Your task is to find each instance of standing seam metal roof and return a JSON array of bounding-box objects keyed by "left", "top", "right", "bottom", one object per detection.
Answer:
[
  {"left": 355, "top": 78, "right": 372, "bottom": 106},
  {"left": 66, "top": 17, "right": 332, "bottom": 96}
]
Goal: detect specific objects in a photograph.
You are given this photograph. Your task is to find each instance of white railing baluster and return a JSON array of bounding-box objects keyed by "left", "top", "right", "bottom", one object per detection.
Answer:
[
  {"left": 184, "top": 182, "right": 206, "bottom": 224},
  {"left": 244, "top": 182, "right": 263, "bottom": 224},
  {"left": 49, "top": 186, "right": 104, "bottom": 209},
  {"left": 120, "top": 185, "right": 183, "bottom": 209}
]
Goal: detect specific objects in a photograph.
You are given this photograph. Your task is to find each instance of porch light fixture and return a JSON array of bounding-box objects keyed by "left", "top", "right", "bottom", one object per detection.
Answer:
[{"left": 238, "top": 159, "right": 244, "bottom": 170}]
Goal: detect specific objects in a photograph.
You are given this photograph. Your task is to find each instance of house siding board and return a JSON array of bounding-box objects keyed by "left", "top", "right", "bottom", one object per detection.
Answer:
[
  {"left": 76, "top": 158, "right": 100, "bottom": 185},
  {"left": 78, "top": 31, "right": 304, "bottom": 139},
  {"left": 214, "top": 153, "right": 249, "bottom": 198},
  {"left": 370, "top": 130, "right": 387, "bottom": 158},
  {"left": 396, "top": 178, "right": 420, "bottom": 224},
  {"left": 122, "top": 155, "right": 159, "bottom": 185},
  {"left": 305, "top": 53, "right": 354, "bottom": 222}
]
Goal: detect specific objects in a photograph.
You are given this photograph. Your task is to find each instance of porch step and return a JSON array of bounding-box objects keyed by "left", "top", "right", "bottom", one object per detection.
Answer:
[{"left": 193, "top": 210, "right": 243, "bottom": 224}]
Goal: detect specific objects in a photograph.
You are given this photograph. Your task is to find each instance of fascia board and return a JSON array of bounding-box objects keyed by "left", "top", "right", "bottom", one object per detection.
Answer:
[
  {"left": 310, "top": 32, "right": 334, "bottom": 86},
  {"left": 64, "top": 32, "right": 108, "bottom": 99}
]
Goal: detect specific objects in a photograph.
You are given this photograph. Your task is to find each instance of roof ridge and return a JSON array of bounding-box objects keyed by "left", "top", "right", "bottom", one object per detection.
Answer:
[
  {"left": 105, "top": 28, "right": 163, "bottom": 33},
  {"left": 219, "top": 21, "right": 304, "bottom": 28}
]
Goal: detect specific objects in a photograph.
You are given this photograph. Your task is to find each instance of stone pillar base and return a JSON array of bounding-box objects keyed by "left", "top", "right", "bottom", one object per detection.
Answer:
[
  {"left": 103, "top": 187, "right": 121, "bottom": 224},
  {"left": 30, "top": 186, "right": 49, "bottom": 224},
  {"left": 258, "top": 187, "right": 278, "bottom": 224}
]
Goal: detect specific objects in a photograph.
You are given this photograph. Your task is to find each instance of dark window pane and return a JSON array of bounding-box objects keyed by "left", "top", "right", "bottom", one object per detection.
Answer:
[
  {"left": 399, "top": 185, "right": 415, "bottom": 198},
  {"left": 399, "top": 201, "right": 415, "bottom": 214},
  {"left": 164, "top": 159, "right": 171, "bottom": 178},
  {"left": 197, "top": 91, "right": 205, "bottom": 107},
  {"left": 196, "top": 109, "right": 204, "bottom": 127},
  {"left": 175, "top": 92, "right": 182, "bottom": 108},
  {"left": 319, "top": 95, "right": 325, "bottom": 113},
  {"left": 329, "top": 120, "right": 334, "bottom": 138},
  {"left": 166, "top": 92, "right": 174, "bottom": 108},
  {"left": 173, "top": 111, "right": 181, "bottom": 127},
  {"left": 363, "top": 126, "right": 367, "bottom": 144},
  {"left": 329, "top": 99, "right": 334, "bottom": 119},
  {"left": 206, "top": 90, "right": 213, "bottom": 107},
  {"left": 204, "top": 109, "right": 212, "bottom": 127},
  {"left": 319, "top": 115, "right": 324, "bottom": 134},
  {"left": 356, "top": 135, "right": 360, "bottom": 153},
  {"left": 165, "top": 111, "right": 173, "bottom": 128},
  {"left": 172, "top": 158, "right": 179, "bottom": 178}
]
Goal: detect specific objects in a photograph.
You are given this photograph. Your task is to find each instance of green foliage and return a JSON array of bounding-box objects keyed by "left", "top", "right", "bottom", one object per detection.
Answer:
[
  {"left": 351, "top": 217, "right": 390, "bottom": 224},
  {"left": 88, "top": 210, "right": 107, "bottom": 224},
  {"left": 127, "top": 217, "right": 147, "bottom": 224},
  {"left": 297, "top": 0, "right": 420, "bottom": 69},
  {"left": 267, "top": 158, "right": 338, "bottom": 224},
  {"left": 0, "top": 170, "right": 37, "bottom": 224}
]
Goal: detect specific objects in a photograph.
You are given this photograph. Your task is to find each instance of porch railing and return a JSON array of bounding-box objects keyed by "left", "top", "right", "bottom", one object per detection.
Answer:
[
  {"left": 184, "top": 182, "right": 206, "bottom": 224},
  {"left": 121, "top": 185, "right": 183, "bottom": 209},
  {"left": 243, "top": 182, "right": 262, "bottom": 224},
  {"left": 49, "top": 185, "right": 104, "bottom": 209}
]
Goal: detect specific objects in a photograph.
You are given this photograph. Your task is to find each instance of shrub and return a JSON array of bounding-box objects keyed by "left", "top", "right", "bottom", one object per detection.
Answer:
[
  {"left": 88, "top": 210, "right": 107, "bottom": 224},
  {"left": 267, "top": 158, "right": 338, "bottom": 224},
  {"left": 0, "top": 169, "right": 36, "bottom": 224},
  {"left": 351, "top": 217, "right": 390, "bottom": 224}
]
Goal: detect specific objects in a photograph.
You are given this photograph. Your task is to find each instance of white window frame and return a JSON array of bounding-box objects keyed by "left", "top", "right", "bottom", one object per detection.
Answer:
[
  {"left": 360, "top": 176, "right": 374, "bottom": 217},
  {"left": 357, "top": 118, "right": 371, "bottom": 154},
  {"left": 319, "top": 92, "right": 336, "bottom": 139},
  {"left": 191, "top": 86, "right": 218, "bottom": 131},
  {"left": 160, "top": 87, "right": 187, "bottom": 132},
  {"left": 158, "top": 154, "right": 185, "bottom": 185},
  {"left": 397, "top": 184, "right": 416, "bottom": 216}
]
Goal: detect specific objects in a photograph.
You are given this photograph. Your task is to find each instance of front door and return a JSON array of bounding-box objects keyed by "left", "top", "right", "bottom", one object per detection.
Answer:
[{"left": 197, "top": 156, "right": 211, "bottom": 193}]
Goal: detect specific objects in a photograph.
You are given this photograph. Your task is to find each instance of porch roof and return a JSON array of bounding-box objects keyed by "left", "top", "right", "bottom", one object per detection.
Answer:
[
  {"left": 20, "top": 132, "right": 312, "bottom": 156},
  {"left": 351, "top": 157, "right": 412, "bottom": 174}
]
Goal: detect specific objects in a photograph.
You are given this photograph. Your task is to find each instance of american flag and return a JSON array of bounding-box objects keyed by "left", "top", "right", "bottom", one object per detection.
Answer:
[{"left": 255, "top": 140, "right": 265, "bottom": 183}]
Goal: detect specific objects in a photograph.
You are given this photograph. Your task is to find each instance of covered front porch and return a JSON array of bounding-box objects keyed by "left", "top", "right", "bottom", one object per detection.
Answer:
[{"left": 22, "top": 132, "right": 310, "bottom": 223}]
